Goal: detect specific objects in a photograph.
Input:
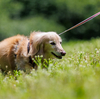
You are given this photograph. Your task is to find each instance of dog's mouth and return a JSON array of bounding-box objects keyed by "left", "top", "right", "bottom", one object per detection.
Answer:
[{"left": 51, "top": 52, "right": 62, "bottom": 59}]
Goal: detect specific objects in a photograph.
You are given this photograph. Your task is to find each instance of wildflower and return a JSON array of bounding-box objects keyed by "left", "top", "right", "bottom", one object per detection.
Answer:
[{"left": 96, "top": 50, "right": 99, "bottom": 54}]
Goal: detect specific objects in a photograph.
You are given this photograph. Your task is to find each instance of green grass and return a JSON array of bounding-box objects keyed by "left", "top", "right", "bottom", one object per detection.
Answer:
[
  {"left": 0, "top": 16, "right": 65, "bottom": 40},
  {"left": 1, "top": 38, "right": 100, "bottom": 99}
]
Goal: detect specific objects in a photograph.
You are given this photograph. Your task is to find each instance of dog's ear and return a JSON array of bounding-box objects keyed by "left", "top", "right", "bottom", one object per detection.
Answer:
[
  {"left": 29, "top": 33, "right": 47, "bottom": 56},
  {"left": 29, "top": 40, "right": 41, "bottom": 56}
]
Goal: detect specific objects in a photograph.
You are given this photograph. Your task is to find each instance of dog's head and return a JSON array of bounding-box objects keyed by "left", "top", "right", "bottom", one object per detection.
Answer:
[{"left": 29, "top": 32, "right": 66, "bottom": 59}]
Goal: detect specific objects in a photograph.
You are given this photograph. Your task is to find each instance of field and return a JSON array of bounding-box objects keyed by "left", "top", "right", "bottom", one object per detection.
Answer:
[{"left": 0, "top": 38, "right": 100, "bottom": 99}]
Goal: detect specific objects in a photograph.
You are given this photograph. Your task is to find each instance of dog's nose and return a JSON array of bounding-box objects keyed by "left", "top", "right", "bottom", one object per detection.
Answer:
[{"left": 61, "top": 51, "right": 66, "bottom": 56}]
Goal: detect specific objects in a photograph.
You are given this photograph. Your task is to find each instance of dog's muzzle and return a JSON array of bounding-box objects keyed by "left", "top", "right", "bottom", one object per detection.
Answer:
[{"left": 51, "top": 51, "right": 66, "bottom": 59}]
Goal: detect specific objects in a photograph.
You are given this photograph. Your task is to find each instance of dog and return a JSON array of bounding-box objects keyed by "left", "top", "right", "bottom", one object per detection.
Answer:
[{"left": 0, "top": 32, "right": 66, "bottom": 73}]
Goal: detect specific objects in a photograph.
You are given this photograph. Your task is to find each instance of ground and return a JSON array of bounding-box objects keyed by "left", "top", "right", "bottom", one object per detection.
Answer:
[{"left": 0, "top": 38, "right": 100, "bottom": 99}]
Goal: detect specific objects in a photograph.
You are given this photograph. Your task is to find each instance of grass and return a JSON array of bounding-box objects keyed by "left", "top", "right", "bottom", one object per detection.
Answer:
[
  {"left": 0, "top": 16, "right": 65, "bottom": 40},
  {"left": 1, "top": 38, "right": 100, "bottom": 99}
]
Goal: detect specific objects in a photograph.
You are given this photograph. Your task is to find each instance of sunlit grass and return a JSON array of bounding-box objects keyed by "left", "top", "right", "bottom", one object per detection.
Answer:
[{"left": 0, "top": 38, "right": 100, "bottom": 99}]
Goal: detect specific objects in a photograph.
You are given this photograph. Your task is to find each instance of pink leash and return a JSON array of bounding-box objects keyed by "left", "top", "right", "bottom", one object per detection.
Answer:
[{"left": 59, "top": 12, "right": 100, "bottom": 35}]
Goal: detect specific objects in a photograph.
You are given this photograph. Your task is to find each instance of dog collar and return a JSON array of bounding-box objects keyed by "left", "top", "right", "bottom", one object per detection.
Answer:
[
  {"left": 27, "top": 42, "right": 36, "bottom": 68},
  {"left": 27, "top": 41, "right": 30, "bottom": 54}
]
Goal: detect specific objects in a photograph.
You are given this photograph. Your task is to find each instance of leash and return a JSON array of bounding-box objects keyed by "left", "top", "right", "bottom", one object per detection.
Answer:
[{"left": 59, "top": 12, "right": 100, "bottom": 36}]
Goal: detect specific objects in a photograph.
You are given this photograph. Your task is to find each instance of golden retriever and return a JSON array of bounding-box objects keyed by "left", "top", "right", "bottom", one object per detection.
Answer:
[{"left": 0, "top": 32, "right": 66, "bottom": 72}]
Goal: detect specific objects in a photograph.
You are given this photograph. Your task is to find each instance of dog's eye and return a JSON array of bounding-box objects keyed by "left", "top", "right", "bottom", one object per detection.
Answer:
[
  {"left": 50, "top": 42, "right": 56, "bottom": 45},
  {"left": 60, "top": 42, "right": 62, "bottom": 44}
]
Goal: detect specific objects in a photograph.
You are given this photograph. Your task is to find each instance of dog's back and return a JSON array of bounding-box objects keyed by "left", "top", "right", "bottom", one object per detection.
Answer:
[{"left": 0, "top": 35, "right": 24, "bottom": 71}]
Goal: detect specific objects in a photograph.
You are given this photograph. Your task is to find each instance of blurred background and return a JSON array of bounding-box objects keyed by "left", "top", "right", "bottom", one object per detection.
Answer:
[{"left": 0, "top": 0, "right": 100, "bottom": 41}]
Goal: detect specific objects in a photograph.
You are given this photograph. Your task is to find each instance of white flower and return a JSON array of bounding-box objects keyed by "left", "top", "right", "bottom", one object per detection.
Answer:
[
  {"left": 96, "top": 50, "right": 99, "bottom": 54},
  {"left": 95, "top": 48, "right": 97, "bottom": 51},
  {"left": 16, "top": 80, "right": 19, "bottom": 83},
  {"left": 85, "top": 60, "right": 87, "bottom": 63}
]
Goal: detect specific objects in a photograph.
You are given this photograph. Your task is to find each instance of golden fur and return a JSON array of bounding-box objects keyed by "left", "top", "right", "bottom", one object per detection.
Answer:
[{"left": 0, "top": 32, "right": 66, "bottom": 72}]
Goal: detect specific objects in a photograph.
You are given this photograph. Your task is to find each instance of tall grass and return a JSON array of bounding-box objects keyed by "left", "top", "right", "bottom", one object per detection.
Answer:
[{"left": 0, "top": 38, "right": 100, "bottom": 99}]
